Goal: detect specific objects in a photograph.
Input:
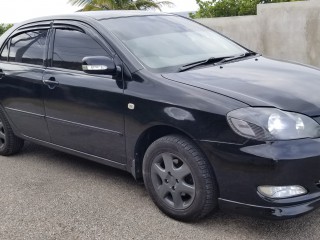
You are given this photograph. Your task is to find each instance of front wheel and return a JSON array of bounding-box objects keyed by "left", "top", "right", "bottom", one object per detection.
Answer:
[{"left": 143, "top": 134, "right": 219, "bottom": 221}]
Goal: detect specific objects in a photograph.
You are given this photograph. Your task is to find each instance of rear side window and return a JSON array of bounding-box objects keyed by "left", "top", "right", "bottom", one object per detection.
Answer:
[
  {"left": 0, "top": 42, "right": 9, "bottom": 61},
  {"left": 8, "top": 30, "right": 48, "bottom": 66},
  {"left": 52, "top": 29, "right": 109, "bottom": 71}
]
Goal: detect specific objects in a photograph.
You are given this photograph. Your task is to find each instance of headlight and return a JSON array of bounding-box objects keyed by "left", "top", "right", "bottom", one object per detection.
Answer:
[{"left": 227, "top": 107, "right": 320, "bottom": 140}]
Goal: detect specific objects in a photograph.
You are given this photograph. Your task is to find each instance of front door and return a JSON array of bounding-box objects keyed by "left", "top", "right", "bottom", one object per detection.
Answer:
[{"left": 43, "top": 25, "right": 126, "bottom": 164}]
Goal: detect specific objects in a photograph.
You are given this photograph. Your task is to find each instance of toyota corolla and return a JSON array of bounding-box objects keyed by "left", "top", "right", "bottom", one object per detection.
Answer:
[{"left": 1, "top": 11, "right": 320, "bottom": 221}]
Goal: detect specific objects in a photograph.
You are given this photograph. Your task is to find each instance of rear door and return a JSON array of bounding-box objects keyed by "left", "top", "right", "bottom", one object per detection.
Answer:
[
  {"left": 43, "top": 21, "right": 126, "bottom": 164},
  {"left": 0, "top": 23, "right": 51, "bottom": 141}
]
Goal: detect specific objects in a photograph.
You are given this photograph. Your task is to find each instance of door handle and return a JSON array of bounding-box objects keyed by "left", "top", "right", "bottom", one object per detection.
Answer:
[
  {"left": 0, "top": 69, "right": 4, "bottom": 79},
  {"left": 43, "top": 77, "right": 59, "bottom": 89}
]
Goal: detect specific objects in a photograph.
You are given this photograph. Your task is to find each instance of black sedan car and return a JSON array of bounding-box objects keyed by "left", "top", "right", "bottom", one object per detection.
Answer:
[{"left": 0, "top": 11, "right": 320, "bottom": 221}]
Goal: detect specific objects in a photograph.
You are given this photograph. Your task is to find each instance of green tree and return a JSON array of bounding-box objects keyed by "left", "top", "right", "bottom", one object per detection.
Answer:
[
  {"left": 0, "top": 24, "right": 13, "bottom": 36},
  {"left": 69, "top": 0, "right": 173, "bottom": 11},
  {"left": 190, "top": 0, "right": 304, "bottom": 18}
]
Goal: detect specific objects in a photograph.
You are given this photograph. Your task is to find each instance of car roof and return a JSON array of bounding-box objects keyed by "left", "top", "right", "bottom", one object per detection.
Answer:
[
  {"left": 76, "top": 10, "right": 172, "bottom": 20},
  {"left": 16, "top": 10, "right": 172, "bottom": 25}
]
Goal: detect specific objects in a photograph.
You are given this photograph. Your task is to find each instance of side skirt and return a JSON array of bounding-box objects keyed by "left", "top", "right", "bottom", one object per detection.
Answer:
[{"left": 22, "top": 135, "right": 127, "bottom": 171}]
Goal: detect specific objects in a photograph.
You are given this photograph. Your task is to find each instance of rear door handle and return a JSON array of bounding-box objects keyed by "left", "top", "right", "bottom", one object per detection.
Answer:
[{"left": 43, "top": 77, "right": 59, "bottom": 89}]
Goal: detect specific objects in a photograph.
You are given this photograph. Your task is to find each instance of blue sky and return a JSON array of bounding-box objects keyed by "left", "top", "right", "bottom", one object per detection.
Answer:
[{"left": 1, "top": 0, "right": 198, "bottom": 23}]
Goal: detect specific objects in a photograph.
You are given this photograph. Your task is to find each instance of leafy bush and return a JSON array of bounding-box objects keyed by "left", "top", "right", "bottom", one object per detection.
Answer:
[
  {"left": 190, "top": 0, "right": 304, "bottom": 18},
  {"left": 0, "top": 24, "right": 13, "bottom": 36}
]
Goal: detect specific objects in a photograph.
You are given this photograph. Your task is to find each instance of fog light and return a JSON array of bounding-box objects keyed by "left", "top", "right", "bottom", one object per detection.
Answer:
[{"left": 257, "top": 185, "right": 307, "bottom": 199}]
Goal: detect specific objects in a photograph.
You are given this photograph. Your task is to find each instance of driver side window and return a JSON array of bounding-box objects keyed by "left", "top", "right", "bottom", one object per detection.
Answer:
[{"left": 52, "top": 29, "right": 110, "bottom": 71}]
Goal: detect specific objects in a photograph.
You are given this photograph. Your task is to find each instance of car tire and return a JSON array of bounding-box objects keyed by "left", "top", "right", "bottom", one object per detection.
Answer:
[
  {"left": 0, "top": 109, "right": 24, "bottom": 156},
  {"left": 143, "top": 134, "right": 218, "bottom": 221}
]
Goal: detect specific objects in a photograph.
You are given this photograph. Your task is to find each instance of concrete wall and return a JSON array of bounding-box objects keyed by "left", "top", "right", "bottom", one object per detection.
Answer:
[{"left": 196, "top": 0, "right": 320, "bottom": 68}]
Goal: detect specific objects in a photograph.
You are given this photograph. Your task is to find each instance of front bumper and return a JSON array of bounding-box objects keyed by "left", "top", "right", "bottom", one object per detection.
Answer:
[{"left": 198, "top": 137, "right": 320, "bottom": 219}]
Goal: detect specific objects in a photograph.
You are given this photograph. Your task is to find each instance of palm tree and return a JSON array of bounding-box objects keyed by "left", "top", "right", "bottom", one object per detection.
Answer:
[{"left": 68, "top": 0, "right": 174, "bottom": 11}]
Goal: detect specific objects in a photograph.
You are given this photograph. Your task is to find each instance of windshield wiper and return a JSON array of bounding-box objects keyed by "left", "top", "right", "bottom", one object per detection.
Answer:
[
  {"left": 179, "top": 56, "right": 235, "bottom": 72},
  {"left": 216, "top": 52, "right": 258, "bottom": 65},
  {"left": 178, "top": 52, "right": 258, "bottom": 72}
]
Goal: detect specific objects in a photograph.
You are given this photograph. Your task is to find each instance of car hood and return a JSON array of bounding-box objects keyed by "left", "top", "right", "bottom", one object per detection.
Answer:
[{"left": 162, "top": 57, "right": 320, "bottom": 116}]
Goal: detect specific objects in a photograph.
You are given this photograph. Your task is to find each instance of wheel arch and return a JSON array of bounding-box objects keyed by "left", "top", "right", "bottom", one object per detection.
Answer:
[{"left": 132, "top": 124, "right": 209, "bottom": 181}]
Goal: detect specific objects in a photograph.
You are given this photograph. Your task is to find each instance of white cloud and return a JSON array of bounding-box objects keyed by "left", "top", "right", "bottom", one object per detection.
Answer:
[{"left": 0, "top": 0, "right": 198, "bottom": 23}]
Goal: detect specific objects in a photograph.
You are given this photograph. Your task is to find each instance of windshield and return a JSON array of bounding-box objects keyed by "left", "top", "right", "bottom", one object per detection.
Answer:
[{"left": 101, "top": 15, "right": 248, "bottom": 73}]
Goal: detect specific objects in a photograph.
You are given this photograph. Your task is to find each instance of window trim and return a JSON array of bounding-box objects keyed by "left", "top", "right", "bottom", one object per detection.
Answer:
[{"left": 45, "top": 66, "right": 115, "bottom": 80}]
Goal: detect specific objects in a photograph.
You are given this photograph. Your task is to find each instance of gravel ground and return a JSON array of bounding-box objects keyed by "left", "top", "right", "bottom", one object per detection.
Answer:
[{"left": 0, "top": 142, "right": 319, "bottom": 240}]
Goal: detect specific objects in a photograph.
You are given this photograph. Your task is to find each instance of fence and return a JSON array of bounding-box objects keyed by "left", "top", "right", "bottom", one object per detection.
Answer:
[{"left": 196, "top": 0, "right": 320, "bottom": 68}]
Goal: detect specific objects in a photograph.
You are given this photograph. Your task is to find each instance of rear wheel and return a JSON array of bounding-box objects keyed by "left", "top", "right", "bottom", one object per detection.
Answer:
[
  {"left": 143, "top": 134, "right": 218, "bottom": 221},
  {"left": 0, "top": 109, "right": 24, "bottom": 156}
]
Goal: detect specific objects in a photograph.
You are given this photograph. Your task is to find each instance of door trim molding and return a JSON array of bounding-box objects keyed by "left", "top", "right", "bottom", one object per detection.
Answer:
[
  {"left": 5, "top": 107, "right": 124, "bottom": 136},
  {"left": 5, "top": 107, "right": 44, "bottom": 117},
  {"left": 46, "top": 116, "right": 123, "bottom": 136}
]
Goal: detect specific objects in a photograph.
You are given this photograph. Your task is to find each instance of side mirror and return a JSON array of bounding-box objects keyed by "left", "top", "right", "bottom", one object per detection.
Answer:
[{"left": 82, "top": 56, "right": 117, "bottom": 75}]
